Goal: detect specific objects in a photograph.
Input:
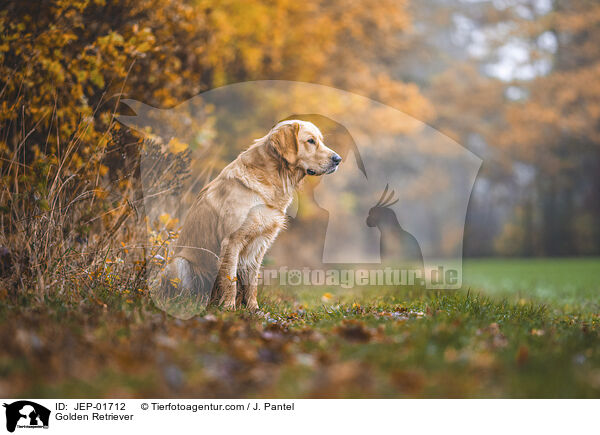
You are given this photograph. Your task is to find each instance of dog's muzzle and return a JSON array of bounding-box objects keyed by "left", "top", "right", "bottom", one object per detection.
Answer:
[{"left": 325, "top": 153, "right": 342, "bottom": 174}]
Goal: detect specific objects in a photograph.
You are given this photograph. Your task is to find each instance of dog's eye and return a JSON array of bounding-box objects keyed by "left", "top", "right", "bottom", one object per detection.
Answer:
[{"left": 307, "top": 138, "right": 315, "bottom": 144}]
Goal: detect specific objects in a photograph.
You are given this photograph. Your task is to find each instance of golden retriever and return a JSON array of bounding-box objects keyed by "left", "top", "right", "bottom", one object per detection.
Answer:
[{"left": 158, "top": 120, "right": 341, "bottom": 310}]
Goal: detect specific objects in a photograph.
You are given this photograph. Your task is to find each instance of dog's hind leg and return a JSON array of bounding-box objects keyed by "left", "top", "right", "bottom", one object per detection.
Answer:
[{"left": 154, "top": 257, "right": 212, "bottom": 305}]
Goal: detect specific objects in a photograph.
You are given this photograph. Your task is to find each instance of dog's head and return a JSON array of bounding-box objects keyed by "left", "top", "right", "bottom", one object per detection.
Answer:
[{"left": 268, "top": 120, "right": 341, "bottom": 176}]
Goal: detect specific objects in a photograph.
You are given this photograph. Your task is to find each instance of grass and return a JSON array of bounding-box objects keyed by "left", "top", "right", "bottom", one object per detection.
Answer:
[
  {"left": 463, "top": 257, "right": 600, "bottom": 312},
  {"left": 0, "top": 258, "right": 599, "bottom": 398}
]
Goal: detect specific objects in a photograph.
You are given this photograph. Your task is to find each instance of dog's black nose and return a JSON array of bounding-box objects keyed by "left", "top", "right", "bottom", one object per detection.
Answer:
[{"left": 331, "top": 154, "right": 342, "bottom": 165}]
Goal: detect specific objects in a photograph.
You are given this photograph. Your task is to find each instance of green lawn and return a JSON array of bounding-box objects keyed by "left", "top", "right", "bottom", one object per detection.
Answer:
[
  {"left": 463, "top": 257, "right": 600, "bottom": 312},
  {"left": 1, "top": 258, "right": 599, "bottom": 398}
]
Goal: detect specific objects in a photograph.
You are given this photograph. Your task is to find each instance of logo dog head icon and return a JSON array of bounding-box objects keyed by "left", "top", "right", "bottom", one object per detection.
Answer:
[
  {"left": 118, "top": 80, "right": 481, "bottom": 318},
  {"left": 3, "top": 401, "right": 50, "bottom": 432}
]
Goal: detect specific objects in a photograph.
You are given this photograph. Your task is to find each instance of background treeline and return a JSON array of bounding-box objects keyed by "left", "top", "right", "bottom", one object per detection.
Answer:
[
  {"left": 414, "top": 0, "right": 600, "bottom": 257},
  {"left": 1, "top": 0, "right": 599, "bottom": 297}
]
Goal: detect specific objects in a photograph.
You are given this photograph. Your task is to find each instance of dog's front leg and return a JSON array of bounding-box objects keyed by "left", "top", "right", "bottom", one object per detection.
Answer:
[
  {"left": 211, "top": 238, "right": 242, "bottom": 310},
  {"left": 238, "top": 225, "right": 280, "bottom": 311},
  {"left": 238, "top": 245, "right": 268, "bottom": 311},
  {"left": 212, "top": 206, "right": 283, "bottom": 310},
  {"left": 243, "top": 256, "right": 264, "bottom": 311}
]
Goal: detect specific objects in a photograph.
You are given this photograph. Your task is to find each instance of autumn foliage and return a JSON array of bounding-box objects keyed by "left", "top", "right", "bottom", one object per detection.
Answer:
[{"left": 0, "top": 0, "right": 422, "bottom": 298}]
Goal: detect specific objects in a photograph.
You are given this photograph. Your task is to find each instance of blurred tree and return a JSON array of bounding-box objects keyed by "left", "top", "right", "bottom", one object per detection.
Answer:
[
  {"left": 0, "top": 0, "right": 429, "bottom": 187},
  {"left": 497, "top": 0, "right": 600, "bottom": 255},
  {"left": 418, "top": 0, "right": 600, "bottom": 257}
]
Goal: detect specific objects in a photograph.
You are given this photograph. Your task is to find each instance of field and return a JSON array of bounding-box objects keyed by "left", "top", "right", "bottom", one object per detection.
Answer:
[{"left": 1, "top": 258, "right": 599, "bottom": 398}]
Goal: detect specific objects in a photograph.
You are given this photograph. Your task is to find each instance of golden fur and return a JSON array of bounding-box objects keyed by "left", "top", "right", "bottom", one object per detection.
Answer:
[{"left": 159, "top": 120, "right": 340, "bottom": 310}]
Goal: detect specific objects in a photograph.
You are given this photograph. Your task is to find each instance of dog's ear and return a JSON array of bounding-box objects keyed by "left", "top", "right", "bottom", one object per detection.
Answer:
[{"left": 268, "top": 123, "right": 299, "bottom": 165}]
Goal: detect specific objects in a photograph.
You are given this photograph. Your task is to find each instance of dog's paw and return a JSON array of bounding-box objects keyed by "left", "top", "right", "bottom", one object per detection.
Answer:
[
  {"left": 221, "top": 299, "right": 237, "bottom": 311},
  {"left": 246, "top": 300, "right": 259, "bottom": 312}
]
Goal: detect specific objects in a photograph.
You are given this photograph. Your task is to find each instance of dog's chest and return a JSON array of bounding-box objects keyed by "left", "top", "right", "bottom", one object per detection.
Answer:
[{"left": 251, "top": 190, "right": 292, "bottom": 217}]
